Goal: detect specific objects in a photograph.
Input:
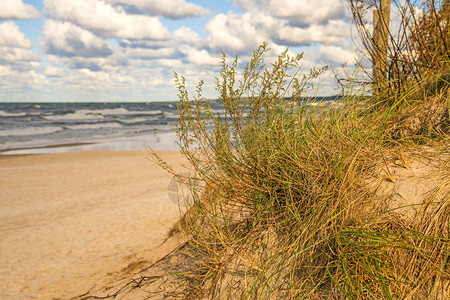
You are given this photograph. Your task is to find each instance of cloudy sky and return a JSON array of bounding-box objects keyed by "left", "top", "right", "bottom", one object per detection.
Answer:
[{"left": 0, "top": 0, "right": 357, "bottom": 102}]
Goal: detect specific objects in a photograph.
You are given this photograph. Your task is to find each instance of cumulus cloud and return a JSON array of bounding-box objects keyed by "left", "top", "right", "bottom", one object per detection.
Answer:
[
  {"left": 118, "top": 26, "right": 204, "bottom": 51},
  {"left": 206, "top": 12, "right": 274, "bottom": 53},
  {"left": 44, "top": 0, "right": 171, "bottom": 40},
  {"left": 0, "top": 21, "right": 33, "bottom": 48},
  {"left": 173, "top": 26, "right": 204, "bottom": 46},
  {"left": 0, "top": 21, "right": 37, "bottom": 64},
  {"left": 0, "top": 0, "right": 40, "bottom": 20},
  {"left": 123, "top": 47, "right": 177, "bottom": 60},
  {"left": 0, "top": 0, "right": 358, "bottom": 102},
  {"left": 117, "top": 26, "right": 210, "bottom": 64},
  {"left": 179, "top": 46, "right": 220, "bottom": 65},
  {"left": 44, "top": 66, "right": 67, "bottom": 77},
  {"left": 0, "top": 65, "right": 10, "bottom": 76},
  {"left": 119, "top": 39, "right": 173, "bottom": 50},
  {"left": 318, "top": 44, "right": 356, "bottom": 65},
  {"left": 0, "top": 66, "right": 46, "bottom": 94},
  {"left": 233, "top": 0, "right": 348, "bottom": 24},
  {"left": 216, "top": 0, "right": 354, "bottom": 54},
  {"left": 0, "top": 46, "right": 38, "bottom": 63},
  {"left": 43, "top": 20, "right": 113, "bottom": 58},
  {"left": 44, "top": 67, "right": 136, "bottom": 91},
  {"left": 205, "top": 10, "right": 351, "bottom": 52},
  {"left": 276, "top": 19, "right": 351, "bottom": 46},
  {"left": 104, "top": 0, "right": 209, "bottom": 19}
]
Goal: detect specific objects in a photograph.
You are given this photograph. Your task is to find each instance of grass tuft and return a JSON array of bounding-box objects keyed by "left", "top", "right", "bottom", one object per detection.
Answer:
[{"left": 151, "top": 4, "right": 450, "bottom": 297}]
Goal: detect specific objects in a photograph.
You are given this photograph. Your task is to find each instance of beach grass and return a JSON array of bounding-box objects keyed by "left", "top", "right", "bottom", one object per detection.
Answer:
[{"left": 151, "top": 2, "right": 450, "bottom": 298}]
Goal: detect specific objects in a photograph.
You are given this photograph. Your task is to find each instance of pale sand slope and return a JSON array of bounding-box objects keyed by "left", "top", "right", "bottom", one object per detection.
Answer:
[{"left": 0, "top": 150, "right": 188, "bottom": 299}]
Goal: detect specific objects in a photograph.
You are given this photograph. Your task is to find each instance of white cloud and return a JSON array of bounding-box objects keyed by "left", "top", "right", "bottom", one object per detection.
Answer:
[
  {"left": 0, "top": 21, "right": 38, "bottom": 64},
  {"left": 0, "top": 65, "right": 10, "bottom": 76},
  {"left": 180, "top": 46, "right": 220, "bottom": 65},
  {"left": 44, "top": 66, "right": 67, "bottom": 77},
  {"left": 206, "top": 12, "right": 274, "bottom": 53},
  {"left": 67, "top": 57, "right": 111, "bottom": 71},
  {"left": 0, "top": 66, "right": 45, "bottom": 92},
  {"left": 233, "top": 0, "right": 348, "bottom": 24},
  {"left": 276, "top": 19, "right": 351, "bottom": 46},
  {"left": 119, "top": 39, "right": 173, "bottom": 50},
  {"left": 205, "top": 10, "right": 352, "bottom": 52},
  {"left": 0, "top": 46, "right": 38, "bottom": 62},
  {"left": 0, "top": 0, "right": 40, "bottom": 20},
  {"left": 104, "top": 0, "right": 209, "bottom": 19},
  {"left": 117, "top": 26, "right": 205, "bottom": 59},
  {"left": 318, "top": 45, "right": 356, "bottom": 65},
  {"left": 72, "top": 68, "right": 135, "bottom": 88},
  {"left": 124, "top": 47, "right": 177, "bottom": 60},
  {"left": 44, "top": 0, "right": 171, "bottom": 40},
  {"left": 0, "top": 0, "right": 359, "bottom": 102},
  {"left": 43, "top": 20, "right": 113, "bottom": 58},
  {"left": 0, "top": 21, "right": 33, "bottom": 48},
  {"left": 151, "top": 58, "right": 184, "bottom": 68},
  {"left": 173, "top": 26, "right": 204, "bottom": 46}
]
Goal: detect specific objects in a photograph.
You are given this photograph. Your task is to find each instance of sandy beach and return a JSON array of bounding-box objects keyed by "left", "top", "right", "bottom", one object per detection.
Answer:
[{"left": 0, "top": 150, "right": 188, "bottom": 299}]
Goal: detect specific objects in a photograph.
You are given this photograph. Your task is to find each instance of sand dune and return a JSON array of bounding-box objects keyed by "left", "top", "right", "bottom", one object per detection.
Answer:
[{"left": 0, "top": 150, "right": 188, "bottom": 299}]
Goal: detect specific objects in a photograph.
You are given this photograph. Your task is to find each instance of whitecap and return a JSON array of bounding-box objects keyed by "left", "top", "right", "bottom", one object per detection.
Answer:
[
  {"left": 0, "top": 126, "right": 63, "bottom": 137},
  {"left": 99, "top": 108, "right": 163, "bottom": 116},
  {"left": 42, "top": 110, "right": 104, "bottom": 121},
  {"left": 64, "top": 123, "right": 122, "bottom": 130},
  {"left": 0, "top": 110, "right": 27, "bottom": 117},
  {"left": 117, "top": 117, "right": 150, "bottom": 124}
]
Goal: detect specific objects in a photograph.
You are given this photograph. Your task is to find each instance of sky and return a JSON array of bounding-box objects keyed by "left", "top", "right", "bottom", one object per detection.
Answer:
[{"left": 0, "top": 0, "right": 358, "bottom": 102}]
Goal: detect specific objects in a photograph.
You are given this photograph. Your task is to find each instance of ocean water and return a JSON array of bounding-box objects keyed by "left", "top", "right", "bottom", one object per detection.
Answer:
[
  {"left": 0, "top": 102, "right": 195, "bottom": 155},
  {"left": 0, "top": 98, "right": 339, "bottom": 155}
]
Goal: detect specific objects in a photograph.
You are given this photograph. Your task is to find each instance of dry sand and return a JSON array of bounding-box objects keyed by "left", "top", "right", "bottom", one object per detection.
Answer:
[{"left": 0, "top": 150, "right": 189, "bottom": 299}]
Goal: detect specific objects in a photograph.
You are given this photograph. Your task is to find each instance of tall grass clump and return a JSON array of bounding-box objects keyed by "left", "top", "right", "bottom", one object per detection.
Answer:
[
  {"left": 150, "top": 0, "right": 450, "bottom": 296},
  {"left": 151, "top": 37, "right": 450, "bottom": 298}
]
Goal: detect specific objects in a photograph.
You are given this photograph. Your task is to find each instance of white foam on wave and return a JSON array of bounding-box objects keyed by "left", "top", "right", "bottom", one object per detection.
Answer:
[
  {"left": 162, "top": 111, "right": 179, "bottom": 118},
  {"left": 118, "top": 117, "right": 150, "bottom": 124},
  {"left": 89, "top": 107, "right": 164, "bottom": 116},
  {"left": 104, "top": 108, "right": 163, "bottom": 115},
  {"left": 64, "top": 123, "right": 122, "bottom": 130},
  {"left": 41, "top": 108, "right": 164, "bottom": 121},
  {"left": 42, "top": 110, "right": 104, "bottom": 121},
  {"left": 0, "top": 126, "right": 63, "bottom": 137},
  {"left": 0, "top": 110, "right": 27, "bottom": 117},
  {"left": 306, "top": 101, "right": 340, "bottom": 108}
]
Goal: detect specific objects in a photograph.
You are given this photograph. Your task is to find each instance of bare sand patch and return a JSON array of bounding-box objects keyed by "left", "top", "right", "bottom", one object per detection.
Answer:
[{"left": 0, "top": 150, "right": 188, "bottom": 299}]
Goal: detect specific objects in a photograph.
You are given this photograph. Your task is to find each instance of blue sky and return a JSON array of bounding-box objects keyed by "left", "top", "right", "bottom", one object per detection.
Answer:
[{"left": 0, "top": 0, "right": 357, "bottom": 102}]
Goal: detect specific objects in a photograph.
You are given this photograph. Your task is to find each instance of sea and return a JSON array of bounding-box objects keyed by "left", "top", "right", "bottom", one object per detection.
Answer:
[
  {"left": 0, "top": 102, "right": 195, "bottom": 155},
  {"left": 0, "top": 97, "right": 339, "bottom": 155}
]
